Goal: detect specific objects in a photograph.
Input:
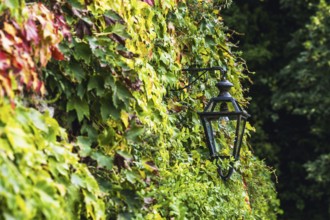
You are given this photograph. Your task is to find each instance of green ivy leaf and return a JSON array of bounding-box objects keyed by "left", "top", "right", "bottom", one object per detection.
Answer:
[
  {"left": 98, "top": 127, "right": 116, "bottom": 146},
  {"left": 71, "top": 173, "right": 86, "bottom": 187},
  {"left": 88, "top": 77, "right": 105, "bottom": 96},
  {"left": 4, "top": 0, "right": 19, "bottom": 10},
  {"left": 28, "top": 110, "right": 48, "bottom": 133},
  {"left": 112, "top": 83, "right": 131, "bottom": 108},
  {"left": 103, "top": 23, "right": 130, "bottom": 39},
  {"left": 77, "top": 136, "right": 92, "bottom": 157},
  {"left": 68, "top": 61, "right": 85, "bottom": 82},
  {"left": 100, "top": 98, "right": 119, "bottom": 120},
  {"left": 91, "top": 152, "right": 113, "bottom": 169},
  {"left": 74, "top": 42, "right": 92, "bottom": 64},
  {"left": 67, "top": 97, "right": 90, "bottom": 122},
  {"left": 77, "top": 83, "right": 86, "bottom": 99},
  {"left": 104, "top": 10, "right": 122, "bottom": 21},
  {"left": 116, "top": 150, "right": 132, "bottom": 161},
  {"left": 125, "top": 171, "right": 138, "bottom": 184},
  {"left": 67, "top": 0, "right": 84, "bottom": 9},
  {"left": 125, "top": 125, "right": 144, "bottom": 142}
]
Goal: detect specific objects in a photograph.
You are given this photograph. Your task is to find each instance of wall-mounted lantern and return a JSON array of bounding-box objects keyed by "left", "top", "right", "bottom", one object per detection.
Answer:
[{"left": 183, "top": 66, "right": 250, "bottom": 180}]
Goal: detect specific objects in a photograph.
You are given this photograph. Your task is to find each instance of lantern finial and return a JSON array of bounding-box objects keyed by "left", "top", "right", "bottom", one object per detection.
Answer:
[{"left": 216, "top": 79, "right": 233, "bottom": 98}]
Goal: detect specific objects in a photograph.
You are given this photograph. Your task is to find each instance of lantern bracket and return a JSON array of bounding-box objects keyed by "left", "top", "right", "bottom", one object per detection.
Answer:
[
  {"left": 171, "top": 66, "right": 227, "bottom": 91},
  {"left": 182, "top": 66, "right": 227, "bottom": 74}
]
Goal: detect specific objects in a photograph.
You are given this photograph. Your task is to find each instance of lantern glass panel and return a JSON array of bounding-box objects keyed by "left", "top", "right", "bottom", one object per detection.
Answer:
[
  {"left": 234, "top": 115, "right": 247, "bottom": 159},
  {"left": 212, "top": 101, "right": 237, "bottom": 113},
  {"left": 209, "top": 116, "right": 237, "bottom": 158},
  {"left": 201, "top": 114, "right": 241, "bottom": 158},
  {"left": 205, "top": 100, "right": 239, "bottom": 113}
]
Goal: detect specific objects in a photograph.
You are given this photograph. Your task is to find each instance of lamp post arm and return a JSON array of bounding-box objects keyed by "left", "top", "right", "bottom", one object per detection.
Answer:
[
  {"left": 170, "top": 66, "right": 227, "bottom": 92},
  {"left": 170, "top": 70, "right": 208, "bottom": 91},
  {"left": 182, "top": 66, "right": 227, "bottom": 74}
]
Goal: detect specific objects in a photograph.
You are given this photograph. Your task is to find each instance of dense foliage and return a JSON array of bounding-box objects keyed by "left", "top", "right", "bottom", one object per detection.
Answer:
[
  {"left": 0, "top": 0, "right": 280, "bottom": 219},
  {"left": 224, "top": 0, "right": 330, "bottom": 219},
  {"left": 0, "top": 2, "right": 105, "bottom": 219},
  {"left": 0, "top": 103, "right": 105, "bottom": 219},
  {"left": 0, "top": 2, "right": 67, "bottom": 100}
]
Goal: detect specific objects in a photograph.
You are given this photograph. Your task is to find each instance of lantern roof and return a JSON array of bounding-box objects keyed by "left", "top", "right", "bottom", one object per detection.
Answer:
[{"left": 199, "top": 76, "right": 250, "bottom": 118}]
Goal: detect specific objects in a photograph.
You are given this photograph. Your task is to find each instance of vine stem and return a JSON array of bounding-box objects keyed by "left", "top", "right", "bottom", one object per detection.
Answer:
[{"left": 243, "top": 176, "right": 252, "bottom": 212}]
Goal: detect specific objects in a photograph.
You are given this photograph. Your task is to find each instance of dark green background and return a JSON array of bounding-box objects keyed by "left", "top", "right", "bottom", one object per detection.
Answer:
[{"left": 224, "top": 0, "right": 330, "bottom": 219}]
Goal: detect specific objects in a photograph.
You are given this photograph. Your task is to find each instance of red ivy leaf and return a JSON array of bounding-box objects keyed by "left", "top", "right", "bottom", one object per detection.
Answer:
[
  {"left": 10, "top": 99, "right": 16, "bottom": 109},
  {"left": 50, "top": 46, "right": 65, "bottom": 61},
  {"left": 0, "top": 52, "right": 10, "bottom": 71},
  {"left": 54, "top": 15, "right": 71, "bottom": 41},
  {"left": 142, "top": 0, "right": 154, "bottom": 6},
  {"left": 25, "top": 19, "right": 39, "bottom": 43},
  {"left": 35, "top": 80, "right": 44, "bottom": 93}
]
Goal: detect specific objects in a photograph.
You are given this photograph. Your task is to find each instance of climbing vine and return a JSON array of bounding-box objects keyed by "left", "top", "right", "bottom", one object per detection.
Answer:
[{"left": 0, "top": 0, "right": 280, "bottom": 219}]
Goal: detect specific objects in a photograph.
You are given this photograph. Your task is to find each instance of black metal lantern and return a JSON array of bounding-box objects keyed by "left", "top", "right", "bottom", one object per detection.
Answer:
[{"left": 195, "top": 67, "right": 250, "bottom": 180}]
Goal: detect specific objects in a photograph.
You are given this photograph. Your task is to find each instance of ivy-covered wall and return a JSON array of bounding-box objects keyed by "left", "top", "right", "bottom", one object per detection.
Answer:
[{"left": 0, "top": 0, "right": 280, "bottom": 219}]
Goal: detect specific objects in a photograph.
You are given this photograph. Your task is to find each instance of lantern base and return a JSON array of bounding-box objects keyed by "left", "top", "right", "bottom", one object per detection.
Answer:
[{"left": 212, "top": 156, "right": 235, "bottom": 180}]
